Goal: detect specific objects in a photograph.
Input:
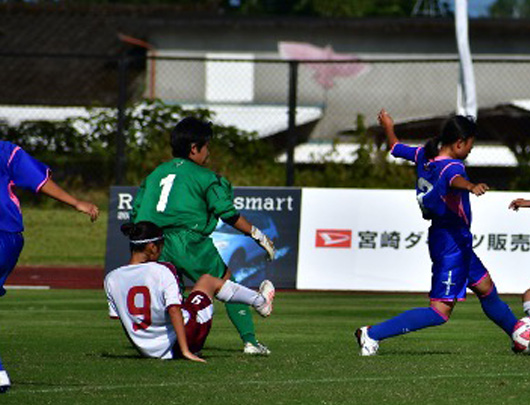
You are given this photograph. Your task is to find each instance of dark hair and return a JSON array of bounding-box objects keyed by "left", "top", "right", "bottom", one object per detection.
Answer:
[
  {"left": 424, "top": 115, "right": 477, "bottom": 160},
  {"left": 121, "top": 221, "right": 164, "bottom": 252},
  {"left": 170, "top": 117, "right": 213, "bottom": 158}
]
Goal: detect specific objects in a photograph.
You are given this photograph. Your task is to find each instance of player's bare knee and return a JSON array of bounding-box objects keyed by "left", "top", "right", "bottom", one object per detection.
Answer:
[
  {"left": 470, "top": 274, "right": 494, "bottom": 297},
  {"left": 193, "top": 275, "right": 220, "bottom": 297},
  {"left": 430, "top": 300, "right": 455, "bottom": 321}
]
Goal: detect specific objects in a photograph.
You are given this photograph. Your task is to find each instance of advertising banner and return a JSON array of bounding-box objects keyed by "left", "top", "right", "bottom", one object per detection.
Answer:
[
  {"left": 105, "top": 186, "right": 138, "bottom": 273},
  {"left": 297, "top": 188, "right": 530, "bottom": 294},
  {"left": 105, "top": 186, "right": 301, "bottom": 289}
]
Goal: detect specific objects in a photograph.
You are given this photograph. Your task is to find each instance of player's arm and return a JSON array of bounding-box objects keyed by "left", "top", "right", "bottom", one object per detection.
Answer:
[
  {"left": 104, "top": 281, "right": 120, "bottom": 320},
  {"left": 207, "top": 176, "right": 275, "bottom": 260},
  {"left": 167, "top": 305, "right": 206, "bottom": 363},
  {"left": 40, "top": 179, "right": 99, "bottom": 221},
  {"left": 227, "top": 215, "right": 275, "bottom": 261},
  {"left": 450, "top": 175, "right": 489, "bottom": 196},
  {"left": 378, "top": 109, "right": 421, "bottom": 162},
  {"left": 509, "top": 198, "right": 530, "bottom": 211},
  {"left": 8, "top": 145, "right": 98, "bottom": 221},
  {"left": 378, "top": 109, "right": 399, "bottom": 148}
]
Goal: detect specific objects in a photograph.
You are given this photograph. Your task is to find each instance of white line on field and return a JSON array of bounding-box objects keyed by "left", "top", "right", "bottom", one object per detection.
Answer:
[
  {"left": 12, "top": 372, "right": 530, "bottom": 395},
  {"left": 4, "top": 285, "right": 50, "bottom": 290}
]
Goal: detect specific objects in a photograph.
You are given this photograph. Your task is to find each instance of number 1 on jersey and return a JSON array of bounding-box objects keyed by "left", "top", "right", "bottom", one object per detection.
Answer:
[{"left": 157, "top": 174, "right": 176, "bottom": 212}]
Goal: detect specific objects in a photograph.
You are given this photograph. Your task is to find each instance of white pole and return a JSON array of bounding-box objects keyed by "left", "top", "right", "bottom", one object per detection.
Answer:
[{"left": 455, "top": 0, "right": 477, "bottom": 119}]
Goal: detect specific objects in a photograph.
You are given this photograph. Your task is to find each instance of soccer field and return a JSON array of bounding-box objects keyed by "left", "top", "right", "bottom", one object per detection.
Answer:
[{"left": 1, "top": 290, "right": 528, "bottom": 404}]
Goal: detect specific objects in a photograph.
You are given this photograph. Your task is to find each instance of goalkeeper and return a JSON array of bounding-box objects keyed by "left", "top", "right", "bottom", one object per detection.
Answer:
[{"left": 132, "top": 117, "right": 276, "bottom": 355}]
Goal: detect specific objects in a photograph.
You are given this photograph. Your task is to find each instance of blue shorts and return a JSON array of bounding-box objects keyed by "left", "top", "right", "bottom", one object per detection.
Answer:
[
  {"left": 428, "top": 226, "right": 488, "bottom": 302},
  {"left": 0, "top": 231, "right": 24, "bottom": 297}
]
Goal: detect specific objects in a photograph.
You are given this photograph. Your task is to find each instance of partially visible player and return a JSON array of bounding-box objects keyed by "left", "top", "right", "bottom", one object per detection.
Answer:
[
  {"left": 508, "top": 198, "right": 530, "bottom": 212},
  {"left": 105, "top": 221, "right": 275, "bottom": 362},
  {"left": 523, "top": 289, "right": 530, "bottom": 317},
  {"left": 508, "top": 199, "right": 530, "bottom": 317},
  {"left": 0, "top": 141, "right": 99, "bottom": 393},
  {"left": 355, "top": 110, "right": 518, "bottom": 356},
  {"left": 132, "top": 117, "right": 276, "bottom": 355}
]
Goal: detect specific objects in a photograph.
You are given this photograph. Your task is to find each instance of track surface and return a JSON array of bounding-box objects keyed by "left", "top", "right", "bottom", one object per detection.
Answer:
[{"left": 6, "top": 266, "right": 104, "bottom": 289}]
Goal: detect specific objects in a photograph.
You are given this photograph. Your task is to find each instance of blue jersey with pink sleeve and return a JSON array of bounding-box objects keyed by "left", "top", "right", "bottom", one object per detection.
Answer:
[
  {"left": 391, "top": 143, "right": 471, "bottom": 228},
  {"left": 0, "top": 141, "right": 50, "bottom": 232}
]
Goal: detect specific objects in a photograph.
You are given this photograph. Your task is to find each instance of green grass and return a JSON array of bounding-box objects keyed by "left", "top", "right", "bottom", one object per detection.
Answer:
[
  {"left": 0, "top": 290, "right": 529, "bottom": 404},
  {"left": 17, "top": 208, "right": 108, "bottom": 266}
]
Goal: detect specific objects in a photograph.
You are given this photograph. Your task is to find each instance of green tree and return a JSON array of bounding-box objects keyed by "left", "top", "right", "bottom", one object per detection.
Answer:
[
  {"left": 301, "top": 0, "right": 413, "bottom": 18},
  {"left": 490, "top": 0, "right": 530, "bottom": 18},
  {"left": 234, "top": 0, "right": 413, "bottom": 16},
  {"left": 295, "top": 115, "right": 415, "bottom": 188},
  {"left": 78, "top": 99, "right": 281, "bottom": 185}
]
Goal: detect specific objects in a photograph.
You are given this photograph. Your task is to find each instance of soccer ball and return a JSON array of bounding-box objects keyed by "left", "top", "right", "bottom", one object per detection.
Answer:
[{"left": 512, "top": 317, "right": 530, "bottom": 354}]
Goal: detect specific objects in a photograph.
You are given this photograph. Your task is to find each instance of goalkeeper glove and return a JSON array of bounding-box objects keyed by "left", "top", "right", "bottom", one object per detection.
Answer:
[{"left": 251, "top": 226, "right": 276, "bottom": 261}]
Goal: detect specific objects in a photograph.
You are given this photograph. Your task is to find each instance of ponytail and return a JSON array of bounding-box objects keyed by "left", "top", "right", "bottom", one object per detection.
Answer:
[{"left": 424, "top": 136, "right": 441, "bottom": 161}]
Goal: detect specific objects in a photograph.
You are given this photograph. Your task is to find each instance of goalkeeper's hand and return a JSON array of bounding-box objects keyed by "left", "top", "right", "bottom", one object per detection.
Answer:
[{"left": 251, "top": 226, "right": 276, "bottom": 261}]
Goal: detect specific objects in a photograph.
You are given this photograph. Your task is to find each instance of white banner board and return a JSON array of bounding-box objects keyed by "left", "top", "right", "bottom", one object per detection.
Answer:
[{"left": 297, "top": 188, "right": 530, "bottom": 294}]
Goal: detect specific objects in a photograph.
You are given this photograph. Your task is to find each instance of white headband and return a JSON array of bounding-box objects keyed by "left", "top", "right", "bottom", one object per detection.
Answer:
[{"left": 129, "top": 236, "right": 164, "bottom": 245}]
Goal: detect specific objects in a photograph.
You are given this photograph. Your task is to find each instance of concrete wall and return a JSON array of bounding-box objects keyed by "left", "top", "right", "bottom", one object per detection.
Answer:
[{"left": 147, "top": 18, "right": 530, "bottom": 139}]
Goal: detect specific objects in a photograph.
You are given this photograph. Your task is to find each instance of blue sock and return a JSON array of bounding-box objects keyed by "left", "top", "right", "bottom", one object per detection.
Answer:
[
  {"left": 368, "top": 307, "right": 447, "bottom": 341},
  {"left": 0, "top": 354, "right": 4, "bottom": 371},
  {"left": 478, "top": 286, "right": 518, "bottom": 336}
]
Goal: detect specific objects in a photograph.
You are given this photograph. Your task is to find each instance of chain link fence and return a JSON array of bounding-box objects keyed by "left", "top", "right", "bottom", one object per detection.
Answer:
[{"left": 2, "top": 53, "right": 530, "bottom": 187}]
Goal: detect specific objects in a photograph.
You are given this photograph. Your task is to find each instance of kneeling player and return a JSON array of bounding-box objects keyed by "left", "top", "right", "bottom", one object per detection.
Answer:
[{"left": 105, "top": 221, "right": 275, "bottom": 362}]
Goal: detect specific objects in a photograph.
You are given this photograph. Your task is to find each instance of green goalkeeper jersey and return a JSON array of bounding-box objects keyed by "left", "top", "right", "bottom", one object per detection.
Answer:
[{"left": 132, "top": 158, "right": 238, "bottom": 236}]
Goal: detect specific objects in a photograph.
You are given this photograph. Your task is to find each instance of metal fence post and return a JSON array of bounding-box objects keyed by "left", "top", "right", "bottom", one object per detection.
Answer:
[
  {"left": 115, "top": 53, "right": 128, "bottom": 185},
  {"left": 286, "top": 60, "right": 299, "bottom": 187}
]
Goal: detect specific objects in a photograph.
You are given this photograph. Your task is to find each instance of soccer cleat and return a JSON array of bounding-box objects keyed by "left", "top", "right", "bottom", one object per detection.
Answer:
[
  {"left": 243, "top": 341, "right": 271, "bottom": 356},
  {"left": 0, "top": 370, "right": 11, "bottom": 394},
  {"left": 255, "top": 280, "right": 275, "bottom": 318},
  {"left": 355, "top": 326, "right": 379, "bottom": 356}
]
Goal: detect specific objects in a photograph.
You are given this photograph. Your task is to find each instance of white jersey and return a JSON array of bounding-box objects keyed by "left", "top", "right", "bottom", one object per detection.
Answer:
[{"left": 104, "top": 261, "right": 182, "bottom": 360}]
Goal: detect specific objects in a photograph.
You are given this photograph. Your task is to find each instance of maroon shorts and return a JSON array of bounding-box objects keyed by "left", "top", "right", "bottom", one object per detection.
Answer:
[{"left": 172, "top": 291, "right": 213, "bottom": 357}]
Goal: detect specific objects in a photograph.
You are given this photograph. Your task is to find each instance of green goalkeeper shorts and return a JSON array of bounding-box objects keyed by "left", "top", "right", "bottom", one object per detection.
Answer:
[{"left": 159, "top": 229, "right": 227, "bottom": 281}]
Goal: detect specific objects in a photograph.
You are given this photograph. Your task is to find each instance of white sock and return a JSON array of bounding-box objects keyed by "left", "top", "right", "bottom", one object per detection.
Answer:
[
  {"left": 216, "top": 280, "right": 265, "bottom": 308},
  {"left": 523, "top": 301, "right": 530, "bottom": 317},
  {"left": 0, "top": 370, "right": 10, "bottom": 386}
]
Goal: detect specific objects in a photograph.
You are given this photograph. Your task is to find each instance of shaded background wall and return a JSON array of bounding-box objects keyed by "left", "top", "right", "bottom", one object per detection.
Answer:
[{"left": 1, "top": 4, "right": 530, "bottom": 189}]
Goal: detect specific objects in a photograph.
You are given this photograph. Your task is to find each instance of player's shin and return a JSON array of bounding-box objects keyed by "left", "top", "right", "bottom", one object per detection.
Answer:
[
  {"left": 215, "top": 280, "right": 265, "bottom": 308},
  {"left": 368, "top": 307, "right": 447, "bottom": 341},
  {"left": 478, "top": 285, "right": 518, "bottom": 335},
  {"left": 225, "top": 302, "right": 257, "bottom": 344}
]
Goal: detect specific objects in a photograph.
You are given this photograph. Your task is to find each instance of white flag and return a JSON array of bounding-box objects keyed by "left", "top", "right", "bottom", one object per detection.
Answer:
[{"left": 455, "top": 0, "right": 477, "bottom": 119}]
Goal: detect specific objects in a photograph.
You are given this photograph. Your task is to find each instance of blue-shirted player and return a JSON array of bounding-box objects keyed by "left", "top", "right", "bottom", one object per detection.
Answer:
[
  {"left": 0, "top": 141, "right": 99, "bottom": 393},
  {"left": 355, "top": 110, "right": 518, "bottom": 356},
  {"left": 508, "top": 199, "right": 530, "bottom": 316}
]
